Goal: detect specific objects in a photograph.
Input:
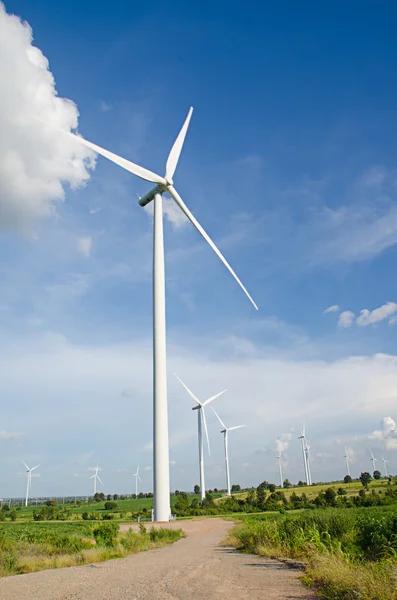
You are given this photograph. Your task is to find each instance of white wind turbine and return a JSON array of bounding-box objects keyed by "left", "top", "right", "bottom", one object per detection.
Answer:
[
  {"left": 133, "top": 464, "right": 142, "bottom": 497},
  {"left": 211, "top": 407, "right": 246, "bottom": 496},
  {"left": 174, "top": 374, "right": 227, "bottom": 502},
  {"left": 298, "top": 426, "right": 310, "bottom": 485},
  {"left": 370, "top": 449, "right": 377, "bottom": 474},
  {"left": 277, "top": 453, "right": 284, "bottom": 488},
  {"left": 49, "top": 108, "right": 257, "bottom": 521},
  {"left": 344, "top": 446, "right": 351, "bottom": 477},
  {"left": 22, "top": 461, "right": 40, "bottom": 507},
  {"left": 381, "top": 455, "right": 389, "bottom": 478},
  {"left": 89, "top": 464, "right": 103, "bottom": 496}
]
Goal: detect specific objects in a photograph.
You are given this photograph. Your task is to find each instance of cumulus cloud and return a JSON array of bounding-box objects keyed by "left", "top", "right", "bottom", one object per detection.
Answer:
[
  {"left": 275, "top": 432, "right": 293, "bottom": 454},
  {"left": 0, "top": 430, "right": 22, "bottom": 439},
  {"left": 324, "top": 305, "right": 339, "bottom": 314},
  {"left": 356, "top": 302, "right": 397, "bottom": 327},
  {"left": 338, "top": 310, "right": 355, "bottom": 328},
  {"left": 0, "top": 2, "right": 95, "bottom": 232},
  {"left": 144, "top": 196, "right": 188, "bottom": 229},
  {"left": 77, "top": 236, "right": 92, "bottom": 257},
  {"left": 370, "top": 416, "right": 397, "bottom": 450}
]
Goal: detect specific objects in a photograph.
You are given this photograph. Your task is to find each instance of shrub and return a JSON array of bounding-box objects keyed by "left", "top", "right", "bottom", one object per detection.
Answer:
[
  {"left": 92, "top": 522, "right": 119, "bottom": 547},
  {"left": 104, "top": 501, "right": 118, "bottom": 510}
]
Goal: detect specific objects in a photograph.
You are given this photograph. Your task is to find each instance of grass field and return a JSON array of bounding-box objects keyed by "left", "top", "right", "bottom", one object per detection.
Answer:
[{"left": 0, "top": 521, "right": 183, "bottom": 576}]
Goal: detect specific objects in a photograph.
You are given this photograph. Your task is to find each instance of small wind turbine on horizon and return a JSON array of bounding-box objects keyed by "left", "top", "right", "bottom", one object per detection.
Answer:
[
  {"left": 45, "top": 107, "right": 258, "bottom": 521},
  {"left": 277, "top": 453, "right": 283, "bottom": 488},
  {"left": 344, "top": 446, "right": 351, "bottom": 477},
  {"left": 174, "top": 374, "right": 227, "bottom": 502},
  {"left": 22, "top": 461, "right": 40, "bottom": 507},
  {"left": 211, "top": 407, "right": 246, "bottom": 496},
  {"left": 89, "top": 464, "right": 103, "bottom": 496},
  {"left": 133, "top": 465, "right": 142, "bottom": 497},
  {"left": 370, "top": 449, "right": 377, "bottom": 474},
  {"left": 381, "top": 455, "right": 389, "bottom": 478}
]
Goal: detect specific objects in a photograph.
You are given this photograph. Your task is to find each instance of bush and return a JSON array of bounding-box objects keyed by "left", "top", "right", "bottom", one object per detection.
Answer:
[
  {"left": 92, "top": 522, "right": 119, "bottom": 547},
  {"left": 104, "top": 501, "right": 118, "bottom": 510}
]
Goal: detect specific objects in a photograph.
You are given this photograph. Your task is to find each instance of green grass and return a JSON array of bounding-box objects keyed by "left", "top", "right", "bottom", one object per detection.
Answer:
[
  {"left": 0, "top": 521, "right": 184, "bottom": 577},
  {"left": 226, "top": 506, "right": 397, "bottom": 600}
]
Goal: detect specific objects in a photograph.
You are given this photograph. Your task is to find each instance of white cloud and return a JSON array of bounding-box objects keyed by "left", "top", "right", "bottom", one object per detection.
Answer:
[
  {"left": 338, "top": 310, "right": 355, "bottom": 328},
  {"left": 324, "top": 305, "right": 339, "bottom": 314},
  {"left": 98, "top": 100, "right": 112, "bottom": 113},
  {"left": 0, "top": 2, "right": 95, "bottom": 232},
  {"left": 275, "top": 432, "right": 293, "bottom": 453},
  {"left": 87, "top": 466, "right": 103, "bottom": 472},
  {"left": 77, "top": 236, "right": 92, "bottom": 258},
  {"left": 144, "top": 196, "right": 189, "bottom": 230},
  {"left": 356, "top": 302, "right": 397, "bottom": 327},
  {"left": 370, "top": 416, "right": 397, "bottom": 450},
  {"left": 0, "top": 430, "right": 22, "bottom": 439},
  {"left": 143, "top": 466, "right": 152, "bottom": 471},
  {"left": 389, "top": 316, "right": 397, "bottom": 325},
  {"left": 169, "top": 460, "right": 177, "bottom": 466}
]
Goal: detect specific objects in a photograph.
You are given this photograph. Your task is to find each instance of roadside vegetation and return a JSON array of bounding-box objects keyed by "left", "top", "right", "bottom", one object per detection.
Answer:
[
  {"left": 0, "top": 521, "right": 183, "bottom": 577},
  {"left": 227, "top": 507, "right": 397, "bottom": 600}
]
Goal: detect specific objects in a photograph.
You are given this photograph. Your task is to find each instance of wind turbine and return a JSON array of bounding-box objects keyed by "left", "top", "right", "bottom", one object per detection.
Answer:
[
  {"left": 370, "top": 449, "right": 377, "bottom": 474},
  {"left": 174, "top": 374, "right": 227, "bottom": 502},
  {"left": 211, "top": 407, "right": 246, "bottom": 496},
  {"left": 381, "top": 455, "right": 389, "bottom": 478},
  {"left": 344, "top": 446, "right": 351, "bottom": 477},
  {"left": 133, "top": 464, "right": 142, "bottom": 497},
  {"left": 277, "top": 453, "right": 283, "bottom": 488},
  {"left": 89, "top": 464, "right": 103, "bottom": 496},
  {"left": 22, "top": 461, "right": 40, "bottom": 507},
  {"left": 298, "top": 426, "right": 310, "bottom": 485},
  {"left": 49, "top": 108, "right": 257, "bottom": 521}
]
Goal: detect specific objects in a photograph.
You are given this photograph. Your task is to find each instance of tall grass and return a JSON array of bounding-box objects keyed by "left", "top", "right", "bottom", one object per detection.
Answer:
[
  {"left": 0, "top": 522, "right": 184, "bottom": 577},
  {"left": 228, "top": 506, "right": 397, "bottom": 600}
]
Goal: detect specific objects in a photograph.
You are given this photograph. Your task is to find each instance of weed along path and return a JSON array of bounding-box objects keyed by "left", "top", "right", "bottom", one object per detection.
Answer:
[{"left": 0, "top": 519, "right": 316, "bottom": 600}]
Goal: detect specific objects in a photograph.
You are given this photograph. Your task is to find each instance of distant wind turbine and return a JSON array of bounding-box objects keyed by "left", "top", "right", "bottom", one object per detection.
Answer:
[
  {"left": 370, "top": 449, "right": 377, "bottom": 474},
  {"left": 89, "top": 464, "right": 103, "bottom": 495},
  {"left": 174, "top": 374, "right": 226, "bottom": 502},
  {"left": 277, "top": 453, "right": 284, "bottom": 488},
  {"left": 133, "top": 465, "right": 142, "bottom": 496},
  {"left": 381, "top": 455, "right": 389, "bottom": 478},
  {"left": 344, "top": 446, "right": 351, "bottom": 477},
  {"left": 211, "top": 407, "right": 246, "bottom": 496},
  {"left": 298, "top": 425, "right": 310, "bottom": 485},
  {"left": 22, "top": 461, "right": 40, "bottom": 507},
  {"left": 44, "top": 107, "right": 258, "bottom": 522}
]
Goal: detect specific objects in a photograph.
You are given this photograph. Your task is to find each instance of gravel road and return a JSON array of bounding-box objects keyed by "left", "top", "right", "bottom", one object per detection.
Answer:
[{"left": 0, "top": 518, "right": 316, "bottom": 599}]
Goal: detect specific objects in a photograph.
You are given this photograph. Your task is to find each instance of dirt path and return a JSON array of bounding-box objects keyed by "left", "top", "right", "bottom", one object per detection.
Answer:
[{"left": 0, "top": 518, "right": 316, "bottom": 599}]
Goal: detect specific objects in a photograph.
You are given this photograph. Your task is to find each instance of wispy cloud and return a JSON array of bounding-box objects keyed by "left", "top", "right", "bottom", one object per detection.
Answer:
[
  {"left": 0, "top": 430, "right": 23, "bottom": 440},
  {"left": 324, "top": 305, "right": 339, "bottom": 314},
  {"left": 77, "top": 236, "right": 92, "bottom": 258},
  {"left": 356, "top": 302, "right": 397, "bottom": 327},
  {"left": 99, "top": 100, "right": 113, "bottom": 113}
]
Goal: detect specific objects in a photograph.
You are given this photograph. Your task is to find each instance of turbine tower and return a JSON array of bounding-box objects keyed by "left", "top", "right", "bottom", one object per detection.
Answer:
[
  {"left": 89, "top": 464, "right": 103, "bottom": 496},
  {"left": 381, "top": 455, "right": 388, "bottom": 478},
  {"left": 133, "top": 464, "right": 142, "bottom": 497},
  {"left": 53, "top": 108, "right": 257, "bottom": 521},
  {"left": 344, "top": 446, "right": 351, "bottom": 477},
  {"left": 174, "top": 374, "right": 226, "bottom": 502},
  {"left": 211, "top": 407, "right": 246, "bottom": 496},
  {"left": 22, "top": 461, "right": 40, "bottom": 507},
  {"left": 370, "top": 449, "right": 377, "bottom": 474},
  {"left": 298, "top": 426, "right": 309, "bottom": 485},
  {"left": 277, "top": 453, "right": 284, "bottom": 488}
]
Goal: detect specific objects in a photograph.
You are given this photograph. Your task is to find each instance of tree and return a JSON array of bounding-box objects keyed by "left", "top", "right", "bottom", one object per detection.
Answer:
[
  {"left": 268, "top": 484, "right": 276, "bottom": 493},
  {"left": 174, "top": 490, "right": 180, "bottom": 496},
  {"left": 373, "top": 470, "right": 381, "bottom": 480},
  {"left": 113, "top": 494, "right": 119, "bottom": 500},
  {"left": 360, "top": 472, "right": 372, "bottom": 489},
  {"left": 107, "top": 494, "right": 112, "bottom": 501},
  {"left": 9, "top": 509, "right": 17, "bottom": 521},
  {"left": 344, "top": 475, "right": 352, "bottom": 484},
  {"left": 231, "top": 484, "right": 241, "bottom": 492},
  {"left": 257, "top": 481, "right": 269, "bottom": 489},
  {"left": 324, "top": 487, "right": 337, "bottom": 506},
  {"left": 337, "top": 487, "right": 347, "bottom": 496},
  {"left": 194, "top": 484, "right": 200, "bottom": 495},
  {"left": 104, "top": 501, "right": 118, "bottom": 510},
  {"left": 283, "top": 479, "right": 292, "bottom": 488},
  {"left": 256, "top": 486, "right": 266, "bottom": 505}
]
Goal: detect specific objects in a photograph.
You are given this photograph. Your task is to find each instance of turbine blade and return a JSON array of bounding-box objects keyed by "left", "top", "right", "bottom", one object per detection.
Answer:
[
  {"left": 167, "top": 186, "right": 258, "bottom": 310},
  {"left": 201, "top": 407, "right": 211, "bottom": 456},
  {"left": 203, "top": 389, "right": 227, "bottom": 406},
  {"left": 21, "top": 460, "right": 29, "bottom": 470},
  {"left": 43, "top": 121, "right": 166, "bottom": 185},
  {"left": 31, "top": 464, "right": 40, "bottom": 471},
  {"left": 138, "top": 475, "right": 142, "bottom": 483},
  {"left": 174, "top": 373, "right": 202, "bottom": 405},
  {"left": 211, "top": 406, "right": 227, "bottom": 430},
  {"left": 165, "top": 107, "right": 193, "bottom": 183},
  {"left": 89, "top": 474, "right": 96, "bottom": 479},
  {"left": 97, "top": 476, "right": 104, "bottom": 485},
  {"left": 228, "top": 425, "right": 246, "bottom": 431}
]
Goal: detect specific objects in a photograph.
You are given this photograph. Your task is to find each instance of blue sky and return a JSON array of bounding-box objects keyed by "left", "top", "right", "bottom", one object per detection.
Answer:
[{"left": 0, "top": 1, "right": 397, "bottom": 498}]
